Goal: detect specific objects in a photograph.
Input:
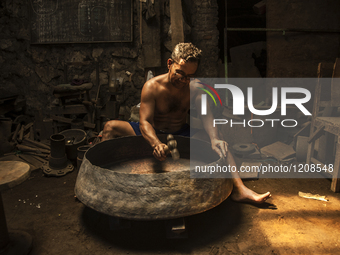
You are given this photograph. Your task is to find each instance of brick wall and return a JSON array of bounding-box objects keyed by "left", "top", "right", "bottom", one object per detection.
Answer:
[{"left": 191, "top": 0, "right": 220, "bottom": 77}]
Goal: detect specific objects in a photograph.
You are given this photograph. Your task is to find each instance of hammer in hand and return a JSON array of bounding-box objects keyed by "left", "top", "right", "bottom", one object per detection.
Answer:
[{"left": 164, "top": 134, "right": 180, "bottom": 160}]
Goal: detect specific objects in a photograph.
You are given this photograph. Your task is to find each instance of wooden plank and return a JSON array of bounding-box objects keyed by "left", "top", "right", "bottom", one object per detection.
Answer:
[
  {"left": 317, "top": 107, "right": 337, "bottom": 163},
  {"left": 22, "top": 138, "right": 51, "bottom": 150},
  {"left": 309, "top": 63, "right": 323, "bottom": 136},
  {"left": 18, "top": 125, "right": 24, "bottom": 143},
  {"left": 331, "top": 136, "right": 340, "bottom": 192},
  {"left": 306, "top": 139, "right": 314, "bottom": 165},
  {"left": 31, "top": 155, "right": 48, "bottom": 164},
  {"left": 260, "top": 141, "right": 295, "bottom": 161},
  {"left": 142, "top": 0, "right": 161, "bottom": 67},
  {"left": 318, "top": 62, "right": 334, "bottom": 110},
  {"left": 293, "top": 121, "right": 310, "bottom": 139},
  {"left": 0, "top": 161, "right": 30, "bottom": 191},
  {"left": 318, "top": 62, "right": 336, "bottom": 78},
  {"left": 307, "top": 125, "right": 325, "bottom": 144},
  {"left": 331, "top": 58, "right": 340, "bottom": 107},
  {"left": 315, "top": 117, "right": 340, "bottom": 135},
  {"left": 17, "top": 144, "right": 50, "bottom": 154},
  {"left": 170, "top": 0, "right": 184, "bottom": 49},
  {"left": 50, "top": 115, "right": 95, "bottom": 129},
  {"left": 310, "top": 62, "right": 334, "bottom": 134},
  {"left": 11, "top": 123, "right": 21, "bottom": 142},
  {"left": 22, "top": 152, "right": 49, "bottom": 160},
  {"left": 29, "top": 125, "right": 34, "bottom": 140},
  {"left": 317, "top": 130, "right": 335, "bottom": 163},
  {"left": 306, "top": 61, "right": 334, "bottom": 167}
]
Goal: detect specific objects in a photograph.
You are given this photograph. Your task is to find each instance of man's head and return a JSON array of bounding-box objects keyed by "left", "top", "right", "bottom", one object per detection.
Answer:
[
  {"left": 168, "top": 43, "right": 202, "bottom": 87},
  {"left": 171, "top": 42, "right": 202, "bottom": 64}
]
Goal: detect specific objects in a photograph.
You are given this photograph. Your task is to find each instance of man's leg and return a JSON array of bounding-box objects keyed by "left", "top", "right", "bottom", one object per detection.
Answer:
[
  {"left": 226, "top": 149, "right": 271, "bottom": 204},
  {"left": 192, "top": 130, "right": 271, "bottom": 204},
  {"left": 102, "top": 120, "right": 136, "bottom": 141}
]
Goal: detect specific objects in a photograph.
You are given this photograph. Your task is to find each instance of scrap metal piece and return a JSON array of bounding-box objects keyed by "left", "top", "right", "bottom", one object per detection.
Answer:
[
  {"left": 42, "top": 161, "right": 74, "bottom": 177},
  {"left": 166, "top": 217, "right": 187, "bottom": 239},
  {"left": 59, "top": 129, "right": 87, "bottom": 160},
  {"left": 298, "top": 191, "right": 329, "bottom": 202},
  {"left": 23, "top": 138, "right": 50, "bottom": 150},
  {"left": 42, "top": 134, "right": 74, "bottom": 177},
  {"left": 232, "top": 143, "right": 256, "bottom": 156}
]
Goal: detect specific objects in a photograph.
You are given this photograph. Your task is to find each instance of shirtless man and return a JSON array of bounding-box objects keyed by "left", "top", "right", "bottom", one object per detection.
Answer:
[{"left": 102, "top": 42, "right": 271, "bottom": 204}]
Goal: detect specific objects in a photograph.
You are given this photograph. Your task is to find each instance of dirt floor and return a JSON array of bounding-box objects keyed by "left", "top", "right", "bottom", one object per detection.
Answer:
[{"left": 1, "top": 156, "right": 340, "bottom": 255}]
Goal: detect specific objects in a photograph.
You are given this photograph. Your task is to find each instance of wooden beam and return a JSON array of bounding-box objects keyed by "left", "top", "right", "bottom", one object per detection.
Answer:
[
  {"left": 331, "top": 136, "right": 340, "bottom": 192},
  {"left": 142, "top": 0, "right": 161, "bottom": 67},
  {"left": 331, "top": 58, "right": 340, "bottom": 107},
  {"left": 293, "top": 121, "right": 310, "bottom": 139},
  {"left": 170, "top": 0, "right": 184, "bottom": 49},
  {"left": 307, "top": 125, "right": 325, "bottom": 144}
]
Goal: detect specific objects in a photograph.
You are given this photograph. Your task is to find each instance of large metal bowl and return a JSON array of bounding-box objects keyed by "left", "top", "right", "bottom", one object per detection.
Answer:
[{"left": 75, "top": 135, "right": 233, "bottom": 220}]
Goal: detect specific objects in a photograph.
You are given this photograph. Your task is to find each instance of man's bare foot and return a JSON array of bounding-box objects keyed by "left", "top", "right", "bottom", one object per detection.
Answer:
[{"left": 231, "top": 184, "right": 271, "bottom": 204}]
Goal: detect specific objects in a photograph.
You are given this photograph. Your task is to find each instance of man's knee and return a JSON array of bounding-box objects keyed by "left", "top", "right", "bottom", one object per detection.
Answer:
[
  {"left": 103, "top": 120, "right": 123, "bottom": 139},
  {"left": 102, "top": 120, "right": 135, "bottom": 140},
  {"left": 103, "top": 120, "right": 118, "bottom": 132}
]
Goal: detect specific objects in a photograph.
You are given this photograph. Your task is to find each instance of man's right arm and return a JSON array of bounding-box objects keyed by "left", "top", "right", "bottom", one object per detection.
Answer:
[{"left": 139, "top": 81, "right": 167, "bottom": 161}]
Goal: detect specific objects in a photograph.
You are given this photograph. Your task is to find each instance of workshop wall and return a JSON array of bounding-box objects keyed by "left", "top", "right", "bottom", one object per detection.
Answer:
[
  {"left": 221, "top": 0, "right": 340, "bottom": 148},
  {"left": 190, "top": 0, "right": 220, "bottom": 77},
  {"left": 0, "top": 0, "right": 221, "bottom": 118},
  {"left": 0, "top": 0, "right": 145, "bottom": 117},
  {"left": 264, "top": 0, "right": 340, "bottom": 125},
  {"left": 267, "top": 0, "right": 340, "bottom": 78}
]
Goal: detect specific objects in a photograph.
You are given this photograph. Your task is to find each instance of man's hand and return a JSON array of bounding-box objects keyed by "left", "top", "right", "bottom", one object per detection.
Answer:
[
  {"left": 211, "top": 138, "right": 228, "bottom": 158},
  {"left": 153, "top": 143, "right": 168, "bottom": 161}
]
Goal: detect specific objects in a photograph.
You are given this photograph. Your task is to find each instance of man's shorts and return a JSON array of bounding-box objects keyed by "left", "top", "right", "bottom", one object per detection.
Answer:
[{"left": 128, "top": 122, "right": 198, "bottom": 137}]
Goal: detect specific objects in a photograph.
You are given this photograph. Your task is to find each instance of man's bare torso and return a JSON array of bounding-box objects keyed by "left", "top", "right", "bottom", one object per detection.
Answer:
[{"left": 145, "top": 73, "right": 197, "bottom": 133}]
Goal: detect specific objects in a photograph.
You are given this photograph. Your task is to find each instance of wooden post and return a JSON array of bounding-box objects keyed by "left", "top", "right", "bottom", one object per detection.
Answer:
[
  {"left": 0, "top": 193, "right": 10, "bottom": 250},
  {"left": 331, "top": 136, "right": 340, "bottom": 192},
  {"left": 331, "top": 58, "right": 340, "bottom": 107},
  {"left": 170, "top": 0, "right": 184, "bottom": 49},
  {"left": 142, "top": 0, "right": 161, "bottom": 67}
]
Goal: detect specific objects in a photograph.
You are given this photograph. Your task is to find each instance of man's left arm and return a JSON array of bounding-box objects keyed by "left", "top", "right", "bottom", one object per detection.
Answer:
[{"left": 193, "top": 83, "right": 228, "bottom": 158}]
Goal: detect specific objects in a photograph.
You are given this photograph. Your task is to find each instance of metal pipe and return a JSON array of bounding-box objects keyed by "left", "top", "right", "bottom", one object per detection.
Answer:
[{"left": 50, "top": 134, "right": 66, "bottom": 159}]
